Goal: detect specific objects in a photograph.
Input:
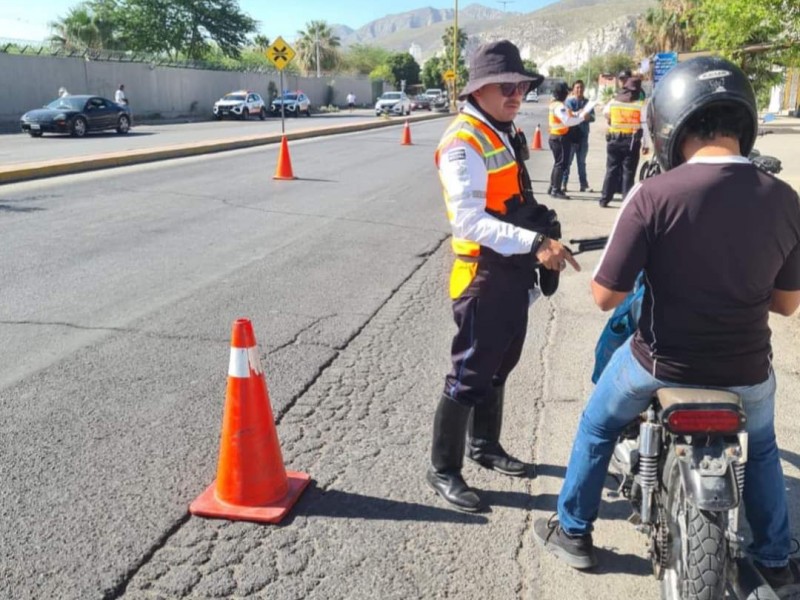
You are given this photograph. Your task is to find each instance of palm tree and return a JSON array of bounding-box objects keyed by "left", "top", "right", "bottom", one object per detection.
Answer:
[
  {"left": 635, "top": 0, "right": 698, "bottom": 56},
  {"left": 442, "top": 25, "right": 468, "bottom": 56},
  {"left": 49, "top": 0, "right": 124, "bottom": 51},
  {"left": 49, "top": 6, "right": 101, "bottom": 50},
  {"left": 295, "top": 20, "right": 341, "bottom": 76}
]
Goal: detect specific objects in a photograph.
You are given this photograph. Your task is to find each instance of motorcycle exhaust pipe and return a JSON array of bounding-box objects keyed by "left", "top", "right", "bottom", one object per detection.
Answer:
[{"left": 731, "top": 557, "right": 780, "bottom": 600}]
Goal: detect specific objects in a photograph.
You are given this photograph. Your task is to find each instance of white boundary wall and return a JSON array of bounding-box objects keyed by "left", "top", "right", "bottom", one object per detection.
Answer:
[{"left": 0, "top": 53, "right": 379, "bottom": 123}]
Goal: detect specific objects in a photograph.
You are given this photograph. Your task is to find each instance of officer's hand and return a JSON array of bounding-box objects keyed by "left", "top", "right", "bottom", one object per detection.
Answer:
[
  {"left": 535, "top": 237, "right": 581, "bottom": 272},
  {"left": 582, "top": 112, "right": 592, "bottom": 121},
  {"left": 642, "top": 146, "right": 650, "bottom": 156}
]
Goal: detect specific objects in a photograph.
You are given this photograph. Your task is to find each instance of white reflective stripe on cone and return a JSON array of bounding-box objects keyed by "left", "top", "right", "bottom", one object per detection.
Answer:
[
  {"left": 228, "top": 347, "right": 264, "bottom": 377},
  {"left": 228, "top": 348, "right": 251, "bottom": 378}
]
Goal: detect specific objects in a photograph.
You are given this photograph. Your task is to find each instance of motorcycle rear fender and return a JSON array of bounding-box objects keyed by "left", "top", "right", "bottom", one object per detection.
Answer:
[{"left": 677, "top": 451, "right": 740, "bottom": 512}]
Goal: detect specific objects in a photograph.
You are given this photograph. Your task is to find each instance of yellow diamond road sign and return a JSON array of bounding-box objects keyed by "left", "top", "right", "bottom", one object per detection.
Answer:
[
  {"left": 443, "top": 70, "right": 456, "bottom": 81},
  {"left": 266, "top": 36, "right": 296, "bottom": 71}
]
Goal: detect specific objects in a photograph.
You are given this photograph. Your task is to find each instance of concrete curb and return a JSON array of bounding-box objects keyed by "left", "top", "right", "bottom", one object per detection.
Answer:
[{"left": 0, "top": 112, "right": 451, "bottom": 185}]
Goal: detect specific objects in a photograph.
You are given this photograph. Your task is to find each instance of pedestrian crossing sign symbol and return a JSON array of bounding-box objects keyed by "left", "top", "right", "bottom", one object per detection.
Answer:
[{"left": 266, "top": 37, "right": 296, "bottom": 70}]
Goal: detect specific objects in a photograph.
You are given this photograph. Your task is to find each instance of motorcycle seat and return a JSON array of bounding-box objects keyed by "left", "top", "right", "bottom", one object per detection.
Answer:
[{"left": 656, "top": 388, "right": 741, "bottom": 410}]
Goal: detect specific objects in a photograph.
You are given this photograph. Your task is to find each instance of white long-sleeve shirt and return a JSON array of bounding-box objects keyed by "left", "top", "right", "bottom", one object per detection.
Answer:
[
  {"left": 551, "top": 101, "right": 587, "bottom": 128},
  {"left": 437, "top": 102, "right": 539, "bottom": 256}
]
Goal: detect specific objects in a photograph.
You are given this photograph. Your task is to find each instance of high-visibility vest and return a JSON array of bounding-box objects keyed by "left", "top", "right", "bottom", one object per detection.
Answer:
[
  {"left": 435, "top": 113, "right": 530, "bottom": 298},
  {"left": 548, "top": 101, "right": 569, "bottom": 136},
  {"left": 607, "top": 100, "right": 644, "bottom": 134}
]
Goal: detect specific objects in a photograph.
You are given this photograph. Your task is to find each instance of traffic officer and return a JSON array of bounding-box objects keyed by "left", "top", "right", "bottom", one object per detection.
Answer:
[
  {"left": 548, "top": 82, "right": 592, "bottom": 199},
  {"left": 429, "top": 40, "right": 580, "bottom": 512},
  {"left": 598, "top": 77, "right": 650, "bottom": 207}
]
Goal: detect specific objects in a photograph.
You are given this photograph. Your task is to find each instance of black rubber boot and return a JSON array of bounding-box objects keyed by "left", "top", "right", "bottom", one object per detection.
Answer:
[
  {"left": 466, "top": 385, "right": 528, "bottom": 477},
  {"left": 426, "top": 394, "right": 483, "bottom": 512}
]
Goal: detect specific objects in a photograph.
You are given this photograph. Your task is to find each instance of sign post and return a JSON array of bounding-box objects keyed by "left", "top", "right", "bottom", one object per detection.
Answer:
[
  {"left": 266, "top": 36, "right": 297, "bottom": 134},
  {"left": 444, "top": 70, "right": 456, "bottom": 111}
]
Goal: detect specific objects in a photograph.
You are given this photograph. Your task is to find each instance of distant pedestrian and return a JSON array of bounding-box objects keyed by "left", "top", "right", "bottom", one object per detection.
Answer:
[
  {"left": 115, "top": 84, "right": 128, "bottom": 105},
  {"left": 547, "top": 81, "right": 591, "bottom": 199},
  {"left": 598, "top": 77, "right": 650, "bottom": 208},
  {"left": 562, "top": 80, "right": 594, "bottom": 193},
  {"left": 58, "top": 86, "right": 69, "bottom": 98},
  {"left": 346, "top": 92, "right": 356, "bottom": 111}
]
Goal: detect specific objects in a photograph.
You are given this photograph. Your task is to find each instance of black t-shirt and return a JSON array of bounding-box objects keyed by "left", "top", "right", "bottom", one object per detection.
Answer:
[{"left": 594, "top": 157, "right": 800, "bottom": 386}]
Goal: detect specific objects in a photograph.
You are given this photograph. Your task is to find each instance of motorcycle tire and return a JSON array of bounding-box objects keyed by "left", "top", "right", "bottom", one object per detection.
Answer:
[{"left": 660, "top": 452, "right": 728, "bottom": 600}]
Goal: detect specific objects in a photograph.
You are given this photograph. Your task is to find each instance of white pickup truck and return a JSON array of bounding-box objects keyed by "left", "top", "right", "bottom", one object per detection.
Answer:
[{"left": 425, "top": 88, "right": 448, "bottom": 110}]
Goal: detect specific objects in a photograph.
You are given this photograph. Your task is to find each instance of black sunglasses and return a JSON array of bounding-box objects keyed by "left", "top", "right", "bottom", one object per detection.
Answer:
[{"left": 497, "top": 82, "right": 530, "bottom": 97}]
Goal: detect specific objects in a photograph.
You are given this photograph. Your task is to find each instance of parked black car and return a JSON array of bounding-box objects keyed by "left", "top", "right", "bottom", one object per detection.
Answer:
[{"left": 20, "top": 95, "right": 132, "bottom": 138}]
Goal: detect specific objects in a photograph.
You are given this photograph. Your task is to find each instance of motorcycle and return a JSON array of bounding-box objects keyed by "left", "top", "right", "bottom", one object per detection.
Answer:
[
  {"left": 607, "top": 390, "right": 774, "bottom": 599},
  {"left": 639, "top": 131, "right": 783, "bottom": 182},
  {"left": 567, "top": 235, "right": 783, "bottom": 600}
]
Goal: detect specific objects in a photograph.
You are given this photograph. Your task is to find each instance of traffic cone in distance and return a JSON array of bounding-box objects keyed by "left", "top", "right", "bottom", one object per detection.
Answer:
[
  {"left": 189, "top": 318, "right": 310, "bottom": 524},
  {"left": 273, "top": 135, "right": 296, "bottom": 180},
  {"left": 531, "top": 124, "right": 543, "bottom": 150},
  {"left": 401, "top": 120, "right": 412, "bottom": 145}
]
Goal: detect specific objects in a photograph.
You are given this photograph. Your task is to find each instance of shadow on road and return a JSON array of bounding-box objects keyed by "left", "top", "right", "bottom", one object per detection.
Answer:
[
  {"left": 590, "top": 546, "right": 652, "bottom": 577},
  {"left": 292, "top": 482, "right": 489, "bottom": 524}
]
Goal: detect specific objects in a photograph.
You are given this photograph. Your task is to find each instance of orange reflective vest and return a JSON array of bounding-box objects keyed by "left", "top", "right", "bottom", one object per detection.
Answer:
[
  {"left": 607, "top": 100, "right": 644, "bottom": 134},
  {"left": 435, "top": 113, "right": 529, "bottom": 298},
  {"left": 548, "top": 101, "right": 569, "bottom": 136}
]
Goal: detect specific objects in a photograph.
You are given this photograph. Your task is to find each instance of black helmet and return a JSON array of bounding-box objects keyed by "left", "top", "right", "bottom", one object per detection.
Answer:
[
  {"left": 648, "top": 56, "right": 757, "bottom": 171},
  {"left": 618, "top": 69, "right": 632, "bottom": 80},
  {"left": 552, "top": 82, "right": 569, "bottom": 102}
]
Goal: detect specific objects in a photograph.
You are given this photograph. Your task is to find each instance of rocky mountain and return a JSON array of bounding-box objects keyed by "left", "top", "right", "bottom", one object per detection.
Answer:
[{"left": 332, "top": 0, "right": 656, "bottom": 72}]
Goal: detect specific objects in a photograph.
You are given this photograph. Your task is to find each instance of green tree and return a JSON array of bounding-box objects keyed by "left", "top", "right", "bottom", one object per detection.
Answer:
[
  {"left": 384, "top": 52, "right": 420, "bottom": 89},
  {"left": 369, "top": 64, "right": 393, "bottom": 82},
  {"left": 441, "top": 25, "right": 468, "bottom": 59},
  {"left": 295, "top": 20, "right": 341, "bottom": 75},
  {"left": 340, "top": 44, "right": 390, "bottom": 75},
  {"left": 523, "top": 59, "right": 538, "bottom": 72},
  {"left": 549, "top": 65, "right": 567, "bottom": 78},
  {"left": 49, "top": 0, "right": 126, "bottom": 51},
  {"left": 691, "top": 0, "right": 799, "bottom": 103},
  {"left": 634, "top": 0, "right": 699, "bottom": 56},
  {"left": 422, "top": 55, "right": 445, "bottom": 88},
  {"left": 119, "top": 0, "right": 256, "bottom": 60},
  {"left": 252, "top": 34, "right": 270, "bottom": 52}
]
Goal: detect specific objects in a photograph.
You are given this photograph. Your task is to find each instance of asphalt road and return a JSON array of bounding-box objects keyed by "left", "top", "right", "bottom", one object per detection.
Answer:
[
  {"left": 0, "top": 109, "right": 412, "bottom": 167},
  {"left": 2, "top": 107, "right": 800, "bottom": 600}
]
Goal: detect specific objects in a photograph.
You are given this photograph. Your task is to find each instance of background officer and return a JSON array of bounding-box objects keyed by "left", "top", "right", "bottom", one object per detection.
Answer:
[
  {"left": 429, "top": 40, "right": 580, "bottom": 512},
  {"left": 598, "top": 77, "right": 649, "bottom": 207},
  {"left": 548, "top": 82, "right": 592, "bottom": 199}
]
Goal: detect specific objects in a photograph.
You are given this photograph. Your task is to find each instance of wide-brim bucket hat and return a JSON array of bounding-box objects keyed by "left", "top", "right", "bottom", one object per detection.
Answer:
[{"left": 458, "top": 40, "right": 544, "bottom": 100}]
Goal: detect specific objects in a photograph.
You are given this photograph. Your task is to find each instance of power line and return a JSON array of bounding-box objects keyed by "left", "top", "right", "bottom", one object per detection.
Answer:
[{"left": 496, "top": 0, "right": 516, "bottom": 10}]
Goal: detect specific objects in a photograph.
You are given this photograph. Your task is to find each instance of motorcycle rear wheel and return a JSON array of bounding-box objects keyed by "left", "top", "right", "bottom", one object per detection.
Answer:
[{"left": 660, "top": 452, "right": 728, "bottom": 600}]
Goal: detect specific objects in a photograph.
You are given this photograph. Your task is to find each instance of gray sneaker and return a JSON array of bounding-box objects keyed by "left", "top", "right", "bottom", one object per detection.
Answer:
[{"left": 534, "top": 515, "right": 597, "bottom": 570}]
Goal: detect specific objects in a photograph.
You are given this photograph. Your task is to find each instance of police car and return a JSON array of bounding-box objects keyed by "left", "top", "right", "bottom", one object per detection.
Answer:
[
  {"left": 270, "top": 92, "right": 312, "bottom": 117},
  {"left": 213, "top": 91, "right": 267, "bottom": 120}
]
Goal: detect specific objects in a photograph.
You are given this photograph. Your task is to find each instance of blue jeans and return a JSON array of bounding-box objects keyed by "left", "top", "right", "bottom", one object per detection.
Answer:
[
  {"left": 557, "top": 338, "right": 791, "bottom": 566},
  {"left": 563, "top": 134, "right": 589, "bottom": 189}
]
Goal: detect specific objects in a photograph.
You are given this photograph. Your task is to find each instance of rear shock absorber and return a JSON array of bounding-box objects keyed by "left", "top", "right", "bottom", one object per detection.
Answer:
[{"left": 637, "top": 416, "right": 662, "bottom": 525}]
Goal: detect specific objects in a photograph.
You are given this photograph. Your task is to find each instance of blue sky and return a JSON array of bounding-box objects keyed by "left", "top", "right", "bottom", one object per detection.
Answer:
[{"left": 0, "top": 0, "right": 557, "bottom": 44}]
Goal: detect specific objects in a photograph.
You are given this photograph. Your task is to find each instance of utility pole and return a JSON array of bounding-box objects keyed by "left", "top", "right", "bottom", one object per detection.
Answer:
[
  {"left": 452, "top": 0, "right": 458, "bottom": 111},
  {"left": 496, "top": 0, "right": 515, "bottom": 10}
]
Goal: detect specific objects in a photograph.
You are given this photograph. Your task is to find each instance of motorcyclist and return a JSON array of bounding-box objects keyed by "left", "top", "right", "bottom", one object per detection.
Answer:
[{"left": 533, "top": 56, "right": 800, "bottom": 593}]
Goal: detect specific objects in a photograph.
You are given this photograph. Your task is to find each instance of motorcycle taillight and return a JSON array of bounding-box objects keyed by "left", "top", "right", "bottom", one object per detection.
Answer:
[{"left": 665, "top": 409, "right": 744, "bottom": 435}]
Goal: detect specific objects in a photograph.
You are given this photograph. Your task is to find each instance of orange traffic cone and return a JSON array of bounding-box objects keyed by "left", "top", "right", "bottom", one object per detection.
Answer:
[
  {"left": 190, "top": 318, "right": 310, "bottom": 523},
  {"left": 401, "top": 120, "right": 412, "bottom": 146},
  {"left": 273, "top": 135, "right": 296, "bottom": 180},
  {"left": 531, "top": 124, "right": 543, "bottom": 150}
]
